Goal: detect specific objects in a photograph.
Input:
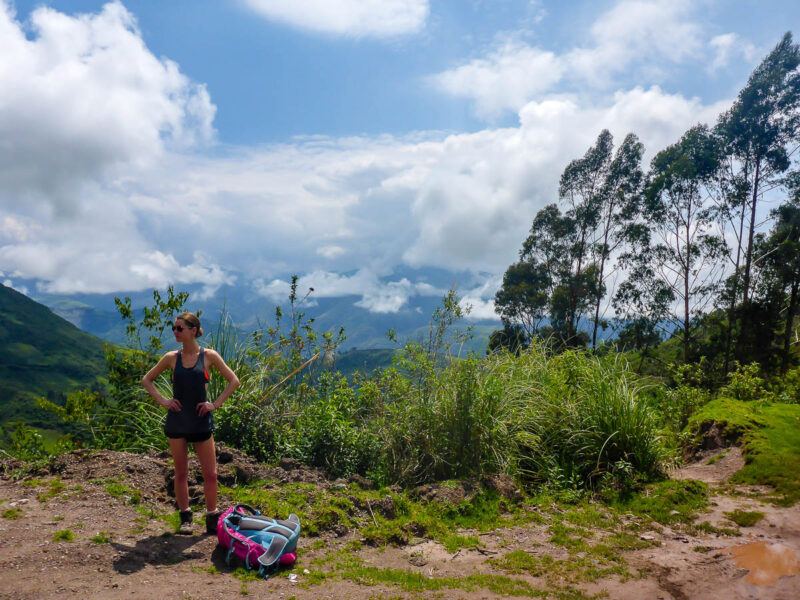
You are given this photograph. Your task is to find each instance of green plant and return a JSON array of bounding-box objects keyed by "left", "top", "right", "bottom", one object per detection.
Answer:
[
  {"left": 53, "top": 529, "right": 75, "bottom": 542},
  {"left": 89, "top": 531, "right": 113, "bottom": 544},
  {"left": 2, "top": 508, "right": 22, "bottom": 520}
]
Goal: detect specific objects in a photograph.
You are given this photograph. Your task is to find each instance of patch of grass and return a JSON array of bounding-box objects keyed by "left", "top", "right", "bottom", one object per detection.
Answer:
[
  {"left": 687, "top": 399, "right": 800, "bottom": 506},
  {"left": 340, "top": 564, "right": 543, "bottom": 597},
  {"left": 191, "top": 565, "right": 219, "bottom": 575},
  {"left": 221, "top": 480, "right": 534, "bottom": 550},
  {"left": 105, "top": 482, "right": 141, "bottom": 505},
  {"left": 613, "top": 479, "right": 708, "bottom": 525},
  {"left": 53, "top": 529, "right": 75, "bottom": 542},
  {"left": 548, "top": 522, "right": 592, "bottom": 553},
  {"left": 442, "top": 533, "right": 481, "bottom": 553},
  {"left": 689, "top": 521, "right": 740, "bottom": 537},
  {"left": 54, "top": 515, "right": 64, "bottom": 521},
  {"left": 724, "top": 510, "right": 765, "bottom": 527},
  {"left": 2, "top": 508, "right": 22, "bottom": 520},
  {"left": 231, "top": 567, "right": 263, "bottom": 582},
  {"left": 89, "top": 531, "right": 113, "bottom": 544},
  {"left": 21, "top": 477, "right": 42, "bottom": 488},
  {"left": 490, "top": 549, "right": 629, "bottom": 586},
  {"left": 37, "top": 478, "right": 65, "bottom": 502}
]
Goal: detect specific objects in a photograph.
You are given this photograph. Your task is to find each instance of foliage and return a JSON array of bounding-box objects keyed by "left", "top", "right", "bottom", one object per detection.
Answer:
[{"left": 687, "top": 397, "right": 800, "bottom": 505}]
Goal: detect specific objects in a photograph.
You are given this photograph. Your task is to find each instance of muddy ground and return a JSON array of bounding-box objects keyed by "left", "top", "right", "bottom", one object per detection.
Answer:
[{"left": 0, "top": 445, "right": 798, "bottom": 600}]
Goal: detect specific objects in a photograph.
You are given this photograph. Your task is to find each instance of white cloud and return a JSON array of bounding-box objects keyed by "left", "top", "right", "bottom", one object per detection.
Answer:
[
  {"left": 253, "top": 269, "right": 444, "bottom": 313},
  {"left": 430, "top": 40, "right": 563, "bottom": 119},
  {"left": 567, "top": 0, "right": 702, "bottom": 84},
  {"left": 708, "top": 33, "right": 758, "bottom": 73},
  {"left": 0, "top": 1, "right": 215, "bottom": 212},
  {"left": 431, "top": 0, "right": 707, "bottom": 118},
  {"left": 0, "top": 1, "right": 741, "bottom": 311},
  {"left": 240, "top": 0, "right": 429, "bottom": 37}
]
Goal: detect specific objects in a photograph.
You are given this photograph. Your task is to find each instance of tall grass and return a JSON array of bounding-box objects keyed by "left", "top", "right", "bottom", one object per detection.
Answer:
[
  {"left": 37, "top": 302, "right": 668, "bottom": 493},
  {"left": 375, "top": 342, "right": 667, "bottom": 488}
]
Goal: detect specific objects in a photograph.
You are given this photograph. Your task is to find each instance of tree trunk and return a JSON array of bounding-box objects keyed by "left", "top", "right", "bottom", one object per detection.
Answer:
[
  {"left": 742, "top": 158, "right": 761, "bottom": 304},
  {"left": 724, "top": 196, "right": 747, "bottom": 375},
  {"left": 782, "top": 281, "right": 799, "bottom": 374}
]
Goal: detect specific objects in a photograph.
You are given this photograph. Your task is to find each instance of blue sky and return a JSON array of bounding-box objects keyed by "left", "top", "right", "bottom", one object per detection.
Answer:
[{"left": 1, "top": 0, "right": 799, "bottom": 318}]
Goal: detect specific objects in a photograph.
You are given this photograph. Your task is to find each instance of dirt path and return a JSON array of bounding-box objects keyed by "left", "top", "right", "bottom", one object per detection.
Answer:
[{"left": 0, "top": 448, "right": 798, "bottom": 599}]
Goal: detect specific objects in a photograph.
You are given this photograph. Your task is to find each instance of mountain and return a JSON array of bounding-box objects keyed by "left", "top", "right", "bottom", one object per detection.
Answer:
[
  {"left": 0, "top": 283, "right": 107, "bottom": 435},
  {"left": 34, "top": 284, "right": 501, "bottom": 354}
]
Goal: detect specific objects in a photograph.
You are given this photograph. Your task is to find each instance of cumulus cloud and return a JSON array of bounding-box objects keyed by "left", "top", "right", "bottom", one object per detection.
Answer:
[
  {"left": 253, "top": 269, "right": 443, "bottom": 313},
  {"left": 0, "top": 1, "right": 223, "bottom": 295},
  {"left": 431, "top": 0, "right": 707, "bottom": 117},
  {"left": 708, "top": 33, "right": 759, "bottom": 73},
  {"left": 0, "top": 1, "right": 215, "bottom": 212},
  {"left": 0, "top": 1, "right": 739, "bottom": 310},
  {"left": 430, "top": 40, "right": 563, "bottom": 119},
  {"left": 240, "top": 0, "right": 429, "bottom": 37}
]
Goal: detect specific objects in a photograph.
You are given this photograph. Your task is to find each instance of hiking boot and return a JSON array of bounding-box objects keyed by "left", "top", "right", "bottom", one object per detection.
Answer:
[
  {"left": 178, "top": 510, "right": 193, "bottom": 534},
  {"left": 206, "top": 510, "right": 221, "bottom": 534}
]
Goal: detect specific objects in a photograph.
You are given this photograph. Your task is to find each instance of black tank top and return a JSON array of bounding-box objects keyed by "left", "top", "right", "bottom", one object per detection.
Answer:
[{"left": 164, "top": 348, "right": 212, "bottom": 435}]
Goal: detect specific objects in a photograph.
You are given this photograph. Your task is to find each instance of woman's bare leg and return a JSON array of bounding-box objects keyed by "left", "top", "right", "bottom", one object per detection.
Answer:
[
  {"left": 169, "top": 437, "right": 190, "bottom": 511},
  {"left": 193, "top": 436, "right": 218, "bottom": 513}
]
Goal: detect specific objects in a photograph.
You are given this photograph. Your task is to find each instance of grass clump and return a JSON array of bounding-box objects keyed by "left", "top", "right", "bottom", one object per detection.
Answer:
[
  {"left": 36, "top": 478, "right": 65, "bottom": 502},
  {"left": 89, "top": 531, "right": 113, "bottom": 544},
  {"left": 613, "top": 479, "right": 708, "bottom": 525},
  {"left": 53, "top": 529, "right": 75, "bottom": 542},
  {"left": 2, "top": 508, "right": 22, "bottom": 520},
  {"left": 105, "top": 482, "right": 142, "bottom": 505},
  {"left": 724, "top": 510, "right": 765, "bottom": 527}
]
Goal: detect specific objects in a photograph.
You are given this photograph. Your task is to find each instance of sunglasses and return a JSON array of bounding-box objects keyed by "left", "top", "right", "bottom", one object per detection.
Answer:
[{"left": 172, "top": 324, "right": 194, "bottom": 332}]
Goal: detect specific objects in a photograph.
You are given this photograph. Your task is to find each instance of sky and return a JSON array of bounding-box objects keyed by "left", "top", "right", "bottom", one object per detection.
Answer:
[{"left": 0, "top": 0, "right": 798, "bottom": 319}]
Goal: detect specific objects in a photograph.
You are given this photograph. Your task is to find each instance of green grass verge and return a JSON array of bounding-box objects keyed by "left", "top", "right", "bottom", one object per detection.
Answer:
[
  {"left": 688, "top": 399, "right": 800, "bottom": 505},
  {"left": 220, "top": 481, "right": 536, "bottom": 550}
]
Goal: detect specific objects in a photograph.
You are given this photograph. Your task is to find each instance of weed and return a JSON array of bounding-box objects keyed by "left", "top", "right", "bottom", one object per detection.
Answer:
[
  {"left": 613, "top": 479, "right": 708, "bottom": 525},
  {"left": 90, "top": 531, "right": 113, "bottom": 544},
  {"left": 690, "top": 522, "right": 740, "bottom": 536},
  {"left": 53, "top": 529, "right": 75, "bottom": 542},
  {"left": 36, "top": 478, "right": 65, "bottom": 502},
  {"left": 105, "top": 482, "right": 142, "bottom": 505},
  {"left": 2, "top": 508, "right": 22, "bottom": 520},
  {"left": 724, "top": 510, "right": 765, "bottom": 527}
]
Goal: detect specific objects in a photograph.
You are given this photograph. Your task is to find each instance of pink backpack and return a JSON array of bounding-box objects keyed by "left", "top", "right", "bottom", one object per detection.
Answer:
[{"left": 216, "top": 504, "right": 300, "bottom": 578}]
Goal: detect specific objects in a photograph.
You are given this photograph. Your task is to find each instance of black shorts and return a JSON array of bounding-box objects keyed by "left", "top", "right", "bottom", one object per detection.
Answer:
[{"left": 165, "top": 430, "right": 213, "bottom": 443}]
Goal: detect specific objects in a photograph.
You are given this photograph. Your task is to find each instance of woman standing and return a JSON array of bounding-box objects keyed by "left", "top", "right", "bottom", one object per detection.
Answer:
[{"left": 142, "top": 312, "right": 239, "bottom": 534}]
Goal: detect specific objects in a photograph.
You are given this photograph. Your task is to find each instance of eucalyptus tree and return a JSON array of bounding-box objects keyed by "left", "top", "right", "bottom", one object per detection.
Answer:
[
  {"left": 494, "top": 203, "right": 598, "bottom": 349},
  {"left": 558, "top": 130, "right": 612, "bottom": 344},
  {"left": 589, "top": 133, "right": 645, "bottom": 350},
  {"left": 643, "top": 125, "right": 726, "bottom": 363},
  {"left": 757, "top": 177, "right": 800, "bottom": 372},
  {"left": 715, "top": 32, "right": 800, "bottom": 308}
]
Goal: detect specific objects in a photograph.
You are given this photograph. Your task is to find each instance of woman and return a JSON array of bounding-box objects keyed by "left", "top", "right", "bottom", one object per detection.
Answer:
[{"left": 141, "top": 312, "right": 239, "bottom": 534}]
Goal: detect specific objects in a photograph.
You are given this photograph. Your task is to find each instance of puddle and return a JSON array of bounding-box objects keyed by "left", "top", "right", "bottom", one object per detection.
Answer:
[{"left": 724, "top": 541, "right": 800, "bottom": 585}]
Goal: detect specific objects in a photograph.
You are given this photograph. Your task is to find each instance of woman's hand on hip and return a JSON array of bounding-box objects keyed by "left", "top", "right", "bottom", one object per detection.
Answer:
[
  {"left": 159, "top": 397, "right": 181, "bottom": 411},
  {"left": 197, "top": 401, "right": 215, "bottom": 416}
]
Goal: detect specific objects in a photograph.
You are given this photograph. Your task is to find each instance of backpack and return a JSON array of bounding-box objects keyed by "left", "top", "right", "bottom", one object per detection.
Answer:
[{"left": 216, "top": 503, "right": 301, "bottom": 579}]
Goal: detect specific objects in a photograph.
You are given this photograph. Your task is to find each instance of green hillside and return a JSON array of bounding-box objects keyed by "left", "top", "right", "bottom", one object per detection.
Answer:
[{"left": 0, "top": 283, "right": 106, "bottom": 435}]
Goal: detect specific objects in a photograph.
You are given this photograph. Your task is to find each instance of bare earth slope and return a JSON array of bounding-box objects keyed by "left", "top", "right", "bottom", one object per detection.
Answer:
[{"left": 0, "top": 446, "right": 798, "bottom": 600}]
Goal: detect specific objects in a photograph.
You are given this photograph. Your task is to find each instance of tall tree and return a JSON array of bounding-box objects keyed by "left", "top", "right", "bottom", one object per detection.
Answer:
[
  {"left": 494, "top": 203, "right": 598, "bottom": 349},
  {"left": 643, "top": 125, "right": 726, "bottom": 363},
  {"left": 758, "top": 177, "right": 800, "bottom": 372},
  {"left": 558, "top": 131, "right": 612, "bottom": 343},
  {"left": 716, "top": 32, "right": 800, "bottom": 307},
  {"left": 589, "top": 133, "right": 645, "bottom": 350}
]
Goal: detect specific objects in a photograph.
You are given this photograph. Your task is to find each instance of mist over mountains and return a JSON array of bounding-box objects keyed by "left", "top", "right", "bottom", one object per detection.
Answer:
[{"left": 30, "top": 275, "right": 503, "bottom": 354}]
